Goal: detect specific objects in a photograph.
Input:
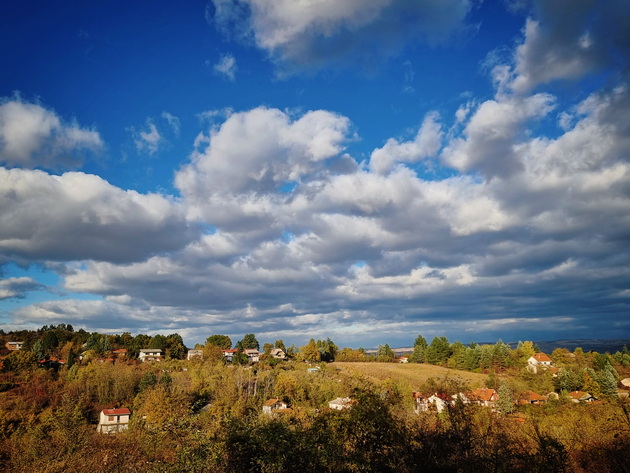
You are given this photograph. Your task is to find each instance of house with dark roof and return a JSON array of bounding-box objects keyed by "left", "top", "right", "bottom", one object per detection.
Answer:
[{"left": 139, "top": 348, "right": 162, "bottom": 362}]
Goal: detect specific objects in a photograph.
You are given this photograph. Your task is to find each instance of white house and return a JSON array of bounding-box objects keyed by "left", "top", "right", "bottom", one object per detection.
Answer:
[
  {"left": 568, "top": 391, "right": 597, "bottom": 403},
  {"left": 97, "top": 408, "right": 131, "bottom": 433},
  {"left": 222, "top": 348, "right": 237, "bottom": 362},
  {"left": 328, "top": 397, "right": 354, "bottom": 410},
  {"left": 139, "top": 348, "right": 162, "bottom": 362},
  {"left": 527, "top": 353, "right": 553, "bottom": 373},
  {"left": 187, "top": 349, "right": 203, "bottom": 360},
  {"left": 5, "top": 341, "right": 24, "bottom": 351},
  {"left": 244, "top": 349, "right": 260, "bottom": 363},
  {"left": 270, "top": 348, "right": 286, "bottom": 359},
  {"left": 413, "top": 392, "right": 450, "bottom": 413}
]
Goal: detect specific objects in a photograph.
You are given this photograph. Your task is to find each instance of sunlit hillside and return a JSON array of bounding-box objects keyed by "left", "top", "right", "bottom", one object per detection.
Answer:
[{"left": 332, "top": 362, "right": 488, "bottom": 388}]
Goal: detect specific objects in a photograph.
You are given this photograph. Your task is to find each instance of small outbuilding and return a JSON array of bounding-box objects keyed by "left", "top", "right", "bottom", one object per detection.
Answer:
[
  {"left": 262, "top": 398, "right": 289, "bottom": 415},
  {"left": 187, "top": 349, "right": 203, "bottom": 360}
]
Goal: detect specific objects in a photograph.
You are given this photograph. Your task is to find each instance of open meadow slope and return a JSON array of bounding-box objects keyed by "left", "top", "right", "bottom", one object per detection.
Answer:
[{"left": 331, "top": 362, "right": 488, "bottom": 389}]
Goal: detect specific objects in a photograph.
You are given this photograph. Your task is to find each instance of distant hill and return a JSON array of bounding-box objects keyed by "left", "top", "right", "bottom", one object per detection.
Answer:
[
  {"left": 378, "top": 339, "right": 630, "bottom": 355},
  {"left": 532, "top": 339, "right": 630, "bottom": 354}
]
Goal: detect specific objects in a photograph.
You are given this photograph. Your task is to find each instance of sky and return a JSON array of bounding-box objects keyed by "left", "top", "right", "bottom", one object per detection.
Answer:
[{"left": 1, "top": 0, "right": 629, "bottom": 349}]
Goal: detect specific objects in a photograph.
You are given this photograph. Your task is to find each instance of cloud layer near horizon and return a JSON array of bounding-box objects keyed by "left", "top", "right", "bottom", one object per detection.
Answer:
[{"left": 2, "top": 0, "right": 630, "bottom": 347}]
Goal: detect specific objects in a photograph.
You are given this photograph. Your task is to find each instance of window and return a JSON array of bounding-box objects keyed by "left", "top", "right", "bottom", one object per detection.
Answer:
[{"left": 108, "top": 416, "right": 114, "bottom": 421}]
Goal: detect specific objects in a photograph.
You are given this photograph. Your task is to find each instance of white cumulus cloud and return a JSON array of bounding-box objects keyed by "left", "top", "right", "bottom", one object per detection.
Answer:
[{"left": 0, "top": 97, "right": 103, "bottom": 169}]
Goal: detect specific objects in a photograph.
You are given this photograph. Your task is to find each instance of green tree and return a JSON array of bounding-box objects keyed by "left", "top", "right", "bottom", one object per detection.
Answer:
[
  {"left": 149, "top": 334, "right": 167, "bottom": 350},
  {"left": 41, "top": 330, "right": 59, "bottom": 355},
  {"left": 138, "top": 371, "right": 157, "bottom": 392},
  {"left": 425, "top": 336, "right": 452, "bottom": 365},
  {"left": 492, "top": 340, "right": 511, "bottom": 371},
  {"left": 597, "top": 364, "right": 618, "bottom": 396},
  {"left": 238, "top": 333, "right": 259, "bottom": 350},
  {"left": 205, "top": 334, "right": 232, "bottom": 349},
  {"left": 449, "top": 341, "right": 467, "bottom": 369},
  {"left": 464, "top": 345, "right": 482, "bottom": 371},
  {"left": 497, "top": 383, "right": 514, "bottom": 415},
  {"left": 31, "top": 339, "right": 46, "bottom": 360},
  {"left": 376, "top": 343, "right": 396, "bottom": 362},
  {"left": 409, "top": 334, "right": 428, "bottom": 363},
  {"left": 66, "top": 348, "right": 76, "bottom": 369},
  {"left": 165, "top": 333, "right": 186, "bottom": 359},
  {"left": 554, "top": 368, "right": 583, "bottom": 392},
  {"left": 317, "top": 338, "right": 338, "bottom": 362}
]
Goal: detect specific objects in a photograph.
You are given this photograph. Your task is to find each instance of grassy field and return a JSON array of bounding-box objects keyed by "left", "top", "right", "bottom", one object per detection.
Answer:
[{"left": 331, "top": 362, "right": 488, "bottom": 389}]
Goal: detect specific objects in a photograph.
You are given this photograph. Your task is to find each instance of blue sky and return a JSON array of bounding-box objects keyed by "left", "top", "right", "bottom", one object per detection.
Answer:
[{"left": 1, "top": 0, "right": 629, "bottom": 349}]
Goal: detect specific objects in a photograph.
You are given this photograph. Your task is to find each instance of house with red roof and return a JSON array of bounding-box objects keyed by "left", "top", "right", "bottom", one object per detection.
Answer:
[
  {"left": 517, "top": 390, "right": 548, "bottom": 405},
  {"left": 112, "top": 348, "right": 127, "bottom": 359},
  {"left": 97, "top": 408, "right": 131, "bottom": 433},
  {"left": 222, "top": 348, "right": 238, "bottom": 362},
  {"left": 527, "top": 352, "right": 554, "bottom": 373},
  {"left": 468, "top": 388, "right": 499, "bottom": 408}
]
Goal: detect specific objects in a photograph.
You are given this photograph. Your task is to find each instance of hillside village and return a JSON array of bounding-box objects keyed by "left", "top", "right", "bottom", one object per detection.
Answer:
[{"left": 1, "top": 325, "right": 630, "bottom": 472}]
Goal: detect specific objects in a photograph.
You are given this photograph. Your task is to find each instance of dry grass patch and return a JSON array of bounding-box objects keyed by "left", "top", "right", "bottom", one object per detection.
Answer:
[{"left": 331, "top": 362, "right": 487, "bottom": 389}]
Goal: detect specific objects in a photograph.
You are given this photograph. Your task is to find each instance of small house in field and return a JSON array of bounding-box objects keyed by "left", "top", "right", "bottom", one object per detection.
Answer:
[
  {"left": 97, "top": 408, "right": 131, "bottom": 433},
  {"left": 139, "top": 348, "right": 162, "bottom": 362},
  {"left": 187, "top": 349, "right": 203, "bottom": 360},
  {"left": 568, "top": 391, "right": 597, "bottom": 403},
  {"left": 262, "top": 398, "right": 289, "bottom": 415},
  {"left": 527, "top": 353, "right": 553, "bottom": 373},
  {"left": 328, "top": 397, "right": 354, "bottom": 410},
  {"left": 5, "top": 341, "right": 24, "bottom": 351},
  {"left": 517, "top": 390, "right": 548, "bottom": 405},
  {"left": 398, "top": 356, "right": 409, "bottom": 363}
]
